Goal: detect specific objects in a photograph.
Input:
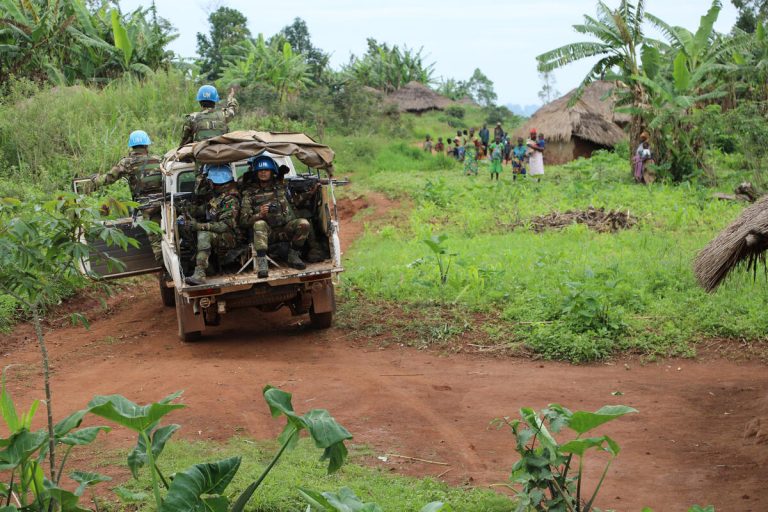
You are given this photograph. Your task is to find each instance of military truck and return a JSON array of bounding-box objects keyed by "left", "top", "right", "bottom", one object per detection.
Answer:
[{"left": 78, "top": 132, "right": 343, "bottom": 341}]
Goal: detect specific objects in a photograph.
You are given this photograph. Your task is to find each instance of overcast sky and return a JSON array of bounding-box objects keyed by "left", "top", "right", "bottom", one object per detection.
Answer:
[{"left": 119, "top": 0, "right": 738, "bottom": 106}]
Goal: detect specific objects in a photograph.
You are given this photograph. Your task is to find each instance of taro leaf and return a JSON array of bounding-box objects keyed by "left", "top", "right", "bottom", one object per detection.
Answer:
[
  {"left": 127, "top": 424, "right": 180, "bottom": 479},
  {"left": 567, "top": 405, "right": 637, "bottom": 435},
  {"left": 70, "top": 471, "right": 111, "bottom": 496},
  {"left": 59, "top": 426, "right": 111, "bottom": 446},
  {"left": 0, "top": 506, "right": 18, "bottom": 511},
  {"left": 88, "top": 392, "right": 184, "bottom": 432},
  {"left": 202, "top": 496, "right": 230, "bottom": 512},
  {"left": 519, "top": 408, "right": 558, "bottom": 459},
  {"left": 302, "top": 409, "right": 352, "bottom": 474},
  {"left": 158, "top": 456, "right": 241, "bottom": 512},
  {"left": 44, "top": 483, "right": 90, "bottom": 512},
  {"left": 298, "top": 488, "right": 334, "bottom": 510},
  {"left": 54, "top": 410, "right": 88, "bottom": 437},
  {"left": 299, "top": 487, "right": 383, "bottom": 512},
  {"left": 420, "top": 502, "right": 451, "bottom": 512},
  {"left": 113, "top": 485, "right": 148, "bottom": 502},
  {"left": 263, "top": 386, "right": 306, "bottom": 449},
  {"left": 0, "top": 429, "right": 47, "bottom": 467},
  {"left": 560, "top": 436, "right": 613, "bottom": 457}
]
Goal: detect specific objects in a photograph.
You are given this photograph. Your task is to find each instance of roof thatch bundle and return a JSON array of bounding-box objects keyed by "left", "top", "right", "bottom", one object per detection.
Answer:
[
  {"left": 386, "top": 81, "right": 453, "bottom": 113},
  {"left": 516, "top": 81, "right": 627, "bottom": 147},
  {"left": 694, "top": 195, "right": 768, "bottom": 292}
]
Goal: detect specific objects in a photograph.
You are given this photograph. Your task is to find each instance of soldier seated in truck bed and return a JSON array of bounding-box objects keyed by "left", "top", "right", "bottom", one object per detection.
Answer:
[{"left": 239, "top": 155, "right": 310, "bottom": 278}]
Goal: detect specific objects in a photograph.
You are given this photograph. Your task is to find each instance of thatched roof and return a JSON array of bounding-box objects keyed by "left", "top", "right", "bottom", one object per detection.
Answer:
[
  {"left": 386, "top": 81, "right": 453, "bottom": 113},
  {"left": 694, "top": 196, "right": 768, "bottom": 292},
  {"left": 516, "top": 81, "right": 627, "bottom": 147}
]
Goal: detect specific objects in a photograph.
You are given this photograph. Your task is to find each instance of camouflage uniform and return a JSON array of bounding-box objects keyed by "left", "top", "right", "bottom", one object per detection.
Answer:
[
  {"left": 290, "top": 184, "right": 329, "bottom": 263},
  {"left": 179, "top": 97, "right": 238, "bottom": 146},
  {"left": 185, "top": 183, "right": 241, "bottom": 283},
  {"left": 91, "top": 150, "right": 164, "bottom": 261},
  {"left": 240, "top": 180, "right": 310, "bottom": 259}
]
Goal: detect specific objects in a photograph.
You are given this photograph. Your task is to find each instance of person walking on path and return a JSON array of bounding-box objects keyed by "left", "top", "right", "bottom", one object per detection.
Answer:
[
  {"left": 488, "top": 135, "right": 504, "bottom": 181},
  {"left": 527, "top": 129, "right": 545, "bottom": 181}
]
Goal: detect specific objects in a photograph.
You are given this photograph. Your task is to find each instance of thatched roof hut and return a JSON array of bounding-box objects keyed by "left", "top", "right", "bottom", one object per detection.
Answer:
[
  {"left": 694, "top": 196, "right": 768, "bottom": 292},
  {"left": 386, "top": 81, "right": 453, "bottom": 113},
  {"left": 516, "top": 81, "right": 628, "bottom": 164}
]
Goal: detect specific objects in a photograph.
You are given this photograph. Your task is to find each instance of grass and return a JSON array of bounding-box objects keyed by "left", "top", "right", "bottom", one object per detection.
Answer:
[
  {"left": 337, "top": 142, "right": 768, "bottom": 362},
  {"left": 94, "top": 438, "right": 513, "bottom": 511}
]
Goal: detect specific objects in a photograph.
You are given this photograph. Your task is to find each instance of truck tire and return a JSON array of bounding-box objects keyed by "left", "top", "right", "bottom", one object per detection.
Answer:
[
  {"left": 309, "top": 307, "right": 333, "bottom": 329},
  {"left": 159, "top": 272, "right": 175, "bottom": 307}
]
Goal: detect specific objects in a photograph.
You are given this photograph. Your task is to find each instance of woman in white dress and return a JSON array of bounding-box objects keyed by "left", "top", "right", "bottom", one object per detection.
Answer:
[{"left": 527, "top": 130, "right": 544, "bottom": 180}]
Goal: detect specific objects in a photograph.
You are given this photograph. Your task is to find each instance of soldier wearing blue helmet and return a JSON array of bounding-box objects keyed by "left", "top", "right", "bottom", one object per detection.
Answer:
[
  {"left": 182, "top": 164, "right": 241, "bottom": 285},
  {"left": 86, "top": 130, "right": 164, "bottom": 261},
  {"left": 179, "top": 85, "right": 238, "bottom": 146},
  {"left": 240, "top": 155, "right": 310, "bottom": 277}
]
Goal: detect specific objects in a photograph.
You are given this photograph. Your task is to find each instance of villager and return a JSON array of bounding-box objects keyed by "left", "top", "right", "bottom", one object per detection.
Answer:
[
  {"left": 633, "top": 131, "right": 655, "bottom": 184},
  {"left": 488, "top": 136, "right": 504, "bottom": 181},
  {"left": 446, "top": 138, "right": 454, "bottom": 157},
  {"left": 86, "top": 130, "right": 163, "bottom": 261},
  {"left": 493, "top": 122, "right": 504, "bottom": 141},
  {"left": 180, "top": 85, "right": 238, "bottom": 146},
  {"left": 527, "top": 129, "right": 545, "bottom": 181},
  {"left": 479, "top": 124, "right": 490, "bottom": 154},
  {"left": 423, "top": 134, "right": 433, "bottom": 153},
  {"left": 434, "top": 137, "right": 445, "bottom": 153},
  {"left": 463, "top": 139, "right": 479, "bottom": 176},
  {"left": 503, "top": 137, "right": 512, "bottom": 164},
  {"left": 183, "top": 165, "right": 241, "bottom": 285},
  {"left": 455, "top": 137, "right": 465, "bottom": 161},
  {"left": 240, "top": 156, "right": 310, "bottom": 277},
  {"left": 512, "top": 137, "right": 528, "bottom": 180}
]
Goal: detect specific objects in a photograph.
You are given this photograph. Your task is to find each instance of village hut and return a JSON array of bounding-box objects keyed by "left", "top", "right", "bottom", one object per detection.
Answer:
[
  {"left": 386, "top": 81, "right": 453, "bottom": 113},
  {"left": 516, "top": 81, "right": 628, "bottom": 164},
  {"left": 694, "top": 195, "right": 768, "bottom": 292}
]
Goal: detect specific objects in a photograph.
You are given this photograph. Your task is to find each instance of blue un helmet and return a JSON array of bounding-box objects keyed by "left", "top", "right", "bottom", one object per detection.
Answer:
[
  {"left": 196, "top": 85, "right": 219, "bottom": 103},
  {"left": 249, "top": 155, "right": 278, "bottom": 174},
  {"left": 204, "top": 164, "right": 234, "bottom": 185},
  {"left": 128, "top": 130, "right": 151, "bottom": 147}
]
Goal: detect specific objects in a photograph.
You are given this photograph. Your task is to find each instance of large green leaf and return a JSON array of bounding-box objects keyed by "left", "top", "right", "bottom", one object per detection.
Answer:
[
  {"left": 303, "top": 410, "right": 352, "bottom": 474},
  {"left": 567, "top": 405, "right": 637, "bottom": 435},
  {"left": 158, "top": 457, "right": 241, "bottom": 512},
  {"left": 692, "top": 1, "right": 721, "bottom": 58},
  {"left": 0, "top": 369, "right": 20, "bottom": 432},
  {"left": 0, "top": 429, "right": 47, "bottom": 467},
  {"left": 127, "top": 424, "right": 180, "bottom": 479},
  {"left": 43, "top": 482, "right": 90, "bottom": 512},
  {"left": 88, "top": 392, "right": 184, "bottom": 432},
  {"left": 54, "top": 409, "right": 88, "bottom": 437},
  {"left": 299, "top": 487, "right": 384, "bottom": 512},
  {"left": 59, "top": 426, "right": 111, "bottom": 446},
  {"left": 263, "top": 386, "right": 306, "bottom": 448},
  {"left": 70, "top": 470, "right": 111, "bottom": 496},
  {"left": 641, "top": 44, "right": 661, "bottom": 79},
  {"left": 110, "top": 9, "right": 132, "bottom": 67}
]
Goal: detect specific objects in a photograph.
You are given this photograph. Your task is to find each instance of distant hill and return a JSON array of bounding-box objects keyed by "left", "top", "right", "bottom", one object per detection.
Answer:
[{"left": 506, "top": 103, "right": 540, "bottom": 117}]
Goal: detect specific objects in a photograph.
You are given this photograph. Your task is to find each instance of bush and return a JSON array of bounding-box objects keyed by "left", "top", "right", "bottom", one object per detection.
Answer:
[{"left": 444, "top": 105, "right": 465, "bottom": 120}]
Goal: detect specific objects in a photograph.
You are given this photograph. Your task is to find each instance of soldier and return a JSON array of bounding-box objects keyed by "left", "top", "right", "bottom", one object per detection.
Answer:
[
  {"left": 87, "top": 130, "right": 164, "bottom": 261},
  {"left": 183, "top": 165, "right": 241, "bottom": 285},
  {"left": 180, "top": 85, "right": 238, "bottom": 147},
  {"left": 240, "top": 156, "right": 309, "bottom": 278}
]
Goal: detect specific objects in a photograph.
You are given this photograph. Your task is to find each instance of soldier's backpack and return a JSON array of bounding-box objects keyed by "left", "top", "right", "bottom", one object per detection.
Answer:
[
  {"left": 130, "top": 155, "right": 163, "bottom": 196},
  {"left": 188, "top": 108, "right": 228, "bottom": 142}
]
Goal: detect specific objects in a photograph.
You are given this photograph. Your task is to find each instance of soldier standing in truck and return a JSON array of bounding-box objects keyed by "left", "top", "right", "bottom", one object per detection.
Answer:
[
  {"left": 180, "top": 85, "right": 238, "bottom": 147},
  {"left": 86, "top": 130, "right": 164, "bottom": 261}
]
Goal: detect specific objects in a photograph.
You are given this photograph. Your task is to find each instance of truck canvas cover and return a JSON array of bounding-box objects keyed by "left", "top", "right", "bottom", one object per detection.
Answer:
[{"left": 168, "top": 131, "right": 335, "bottom": 174}]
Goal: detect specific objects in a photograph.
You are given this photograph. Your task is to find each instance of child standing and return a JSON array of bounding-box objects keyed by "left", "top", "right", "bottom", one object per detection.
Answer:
[
  {"left": 512, "top": 137, "right": 528, "bottom": 180},
  {"left": 434, "top": 137, "right": 445, "bottom": 153},
  {"left": 488, "top": 135, "right": 504, "bottom": 181},
  {"left": 423, "top": 134, "right": 433, "bottom": 153}
]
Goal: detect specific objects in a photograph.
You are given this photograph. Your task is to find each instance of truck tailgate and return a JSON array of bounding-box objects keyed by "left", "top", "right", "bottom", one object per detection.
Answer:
[{"left": 180, "top": 260, "right": 342, "bottom": 292}]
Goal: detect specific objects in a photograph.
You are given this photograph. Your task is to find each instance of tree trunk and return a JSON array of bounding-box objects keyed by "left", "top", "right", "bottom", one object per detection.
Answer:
[{"left": 31, "top": 302, "right": 56, "bottom": 483}]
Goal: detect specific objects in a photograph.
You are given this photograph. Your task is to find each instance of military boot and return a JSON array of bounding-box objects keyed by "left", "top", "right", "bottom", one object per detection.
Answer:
[
  {"left": 286, "top": 248, "right": 306, "bottom": 270},
  {"left": 257, "top": 256, "right": 269, "bottom": 278},
  {"left": 185, "top": 267, "right": 206, "bottom": 285}
]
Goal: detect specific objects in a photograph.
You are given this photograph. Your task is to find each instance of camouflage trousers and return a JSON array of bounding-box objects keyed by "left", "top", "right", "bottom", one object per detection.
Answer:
[
  {"left": 251, "top": 219, "right": 310, "bottom": 252},
  {"left": 195, "top": 230, "right": 238, "bottom": 269},
  {"left": 146, "top": 209, "right": 162, "bottom": 262}
]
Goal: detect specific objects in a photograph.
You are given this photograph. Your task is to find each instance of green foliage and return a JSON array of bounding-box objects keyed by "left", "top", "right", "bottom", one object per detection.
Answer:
[
  {"left": 300, "top": 486, "right": 449, "bottom": 512},
  {"left": 0, "top": 0, "right": 177, "bottom": 85},
  {"left": 195, "top": 6, "right": 252, "bottom": 80},
  {"left": 498, "top": 404, "right": 636, "bottom": 512},
  {"left": 344, "top": 38, "right": 435, "bottom": 92}
]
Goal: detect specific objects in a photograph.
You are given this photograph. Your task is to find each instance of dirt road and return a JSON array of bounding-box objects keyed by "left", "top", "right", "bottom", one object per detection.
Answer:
[{"left": 3, "top": 196, "right": 768, "bottom": 511}]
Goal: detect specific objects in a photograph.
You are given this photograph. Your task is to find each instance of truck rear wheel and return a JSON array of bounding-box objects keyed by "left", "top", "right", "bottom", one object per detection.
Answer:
[
  {"left": 159, "top": 272, "right": 175, "bottom": 307},
  {"left": 309, "top": 307, "right": 333, "bottom": 329}
]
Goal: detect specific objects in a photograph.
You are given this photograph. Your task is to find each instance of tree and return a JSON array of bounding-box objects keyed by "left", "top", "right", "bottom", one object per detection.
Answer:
[
  {"left": 466, "top": 68, "right": 497, "bottom": 107},
  {"left": 196, "top": 6, "right": 251, "bottom": 80},
  {"left": 538, "top": 0, "right": 649, "bottom": 163},
  {"left": 538, "top": 69, "right": 560, "bottom": 104},
  {"left": 732, "top": 0, "right": 768, "bottom": 32},
  {"left": 344, "top": 38, "right": 435, "bottom": 92},
  {"left": 273, "top": 17, "right": 329, "bottom": 82}
]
